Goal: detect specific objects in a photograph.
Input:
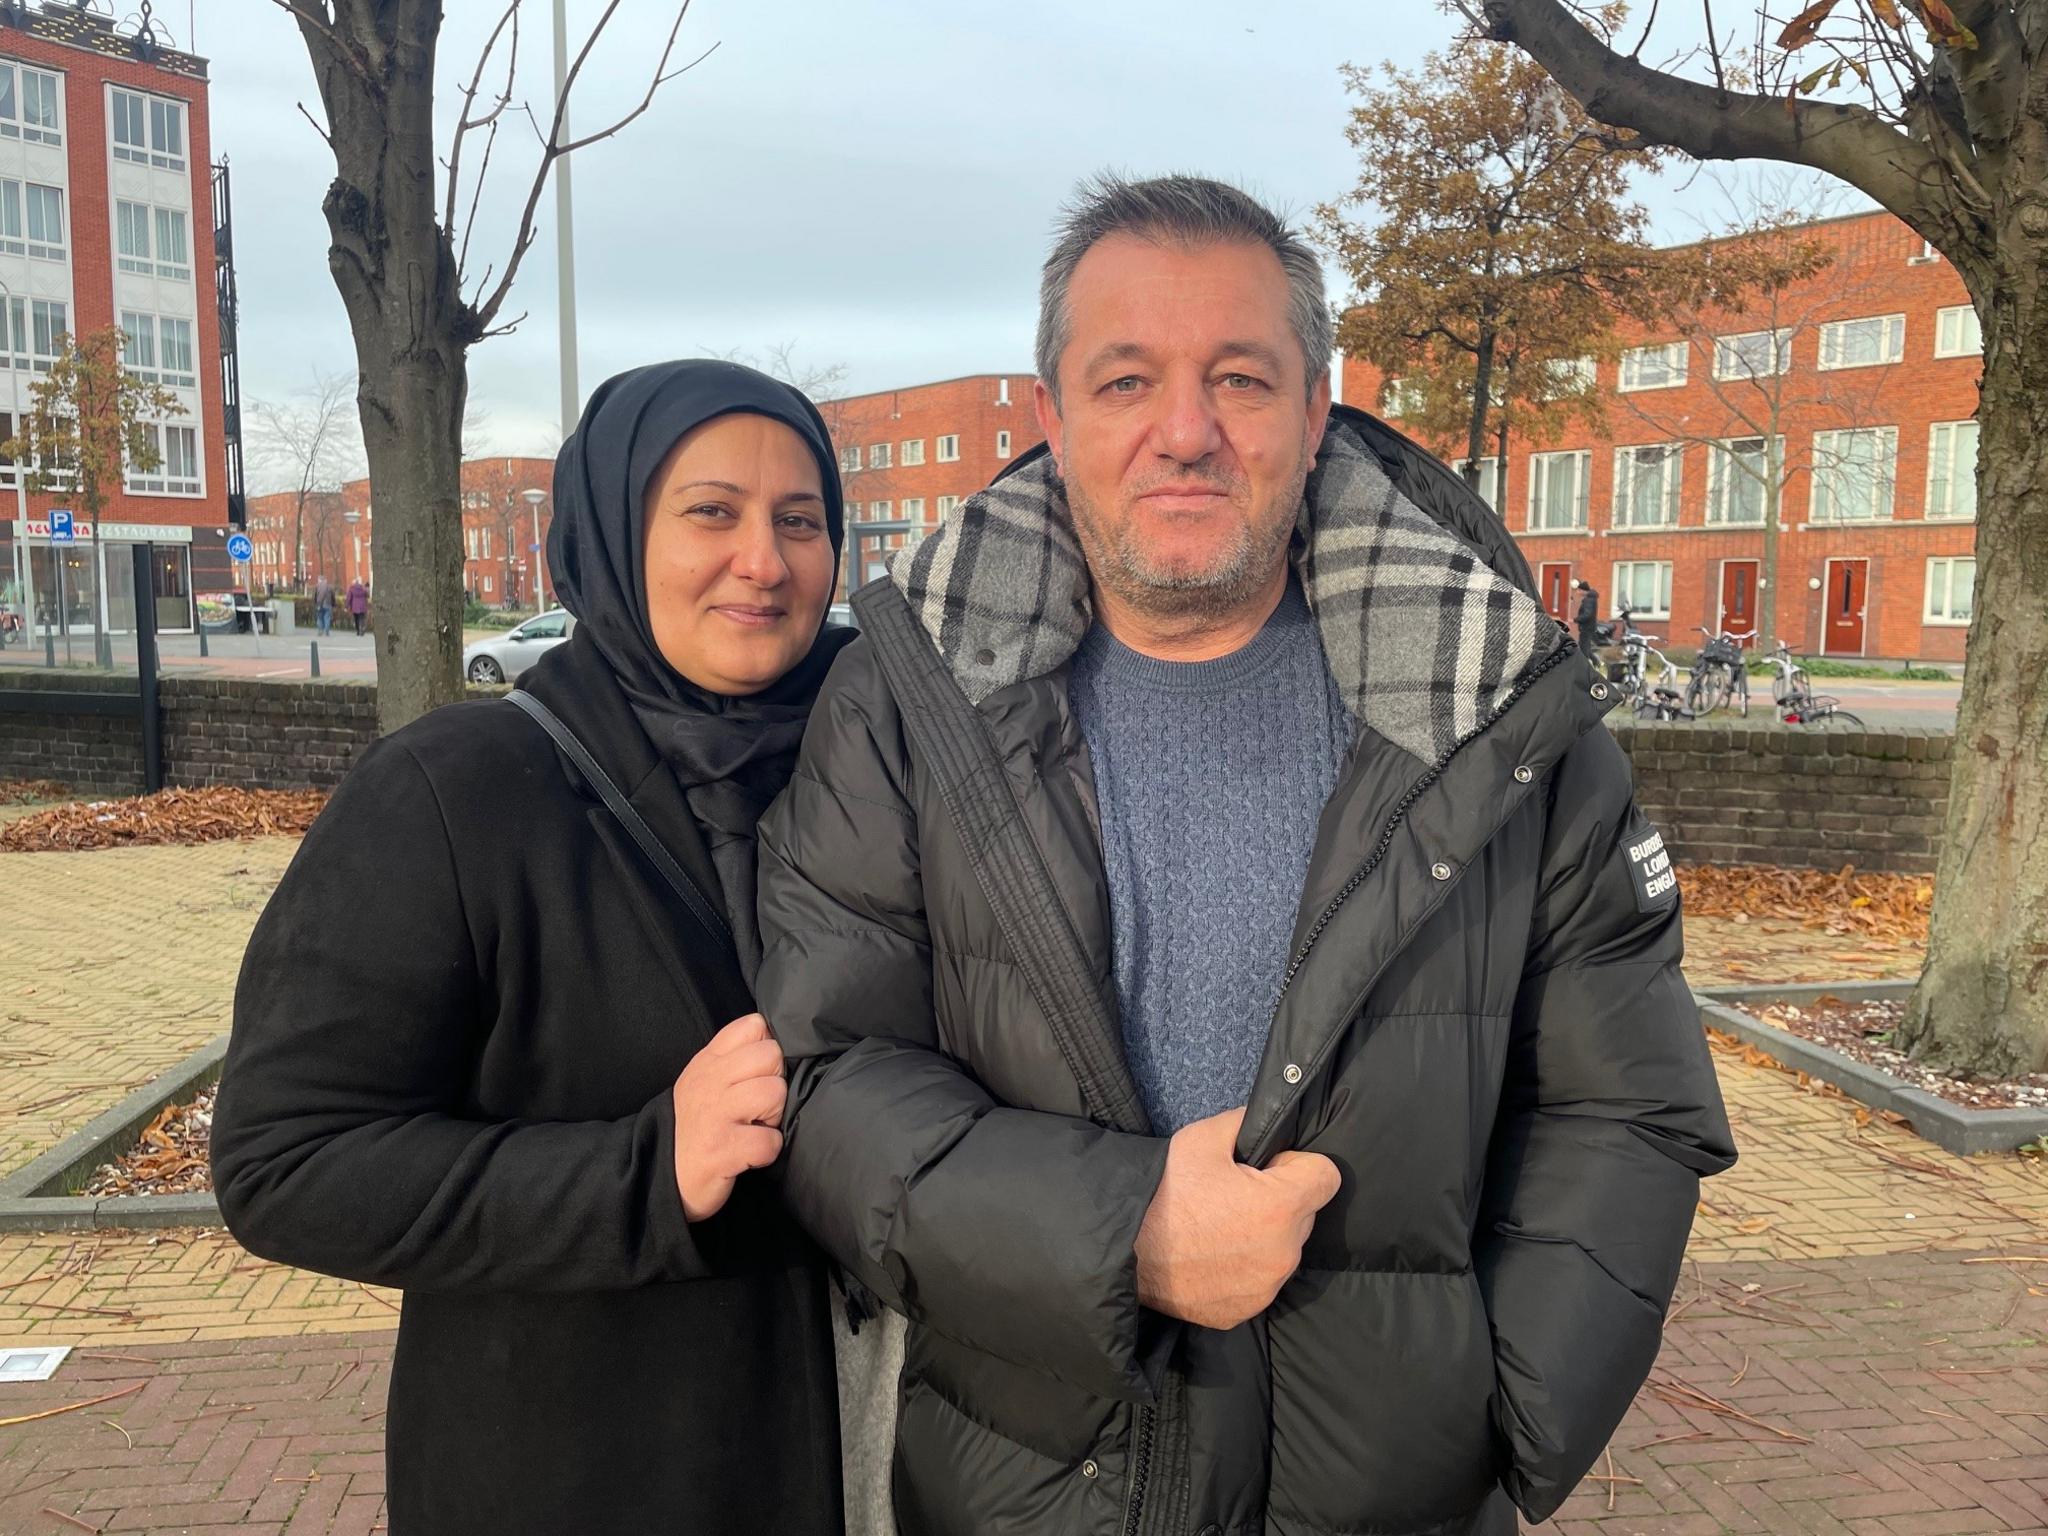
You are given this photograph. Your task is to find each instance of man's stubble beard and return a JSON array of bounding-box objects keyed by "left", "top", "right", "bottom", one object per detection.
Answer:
[{"left": 1064, "top": 446, "right": 1310, "bottom": 626}]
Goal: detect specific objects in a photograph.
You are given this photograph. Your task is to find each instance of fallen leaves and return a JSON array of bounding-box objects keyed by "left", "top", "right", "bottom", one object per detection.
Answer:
[
  {"left": 0, "top": 778, "right": 71, "bottom": 805},
  {"left": 0, "top": 786, "right": 327, "bottom": 852},
  {"left": 1681, "top": 863, "right": 1932, "bottom": 946},
  {"left": 81, "top": 1087, "right": 215, "bottom": 1198}
]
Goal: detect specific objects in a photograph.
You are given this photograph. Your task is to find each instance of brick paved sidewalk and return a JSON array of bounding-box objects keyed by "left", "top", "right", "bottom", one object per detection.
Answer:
[
  {"left": 0, "top": 1331, "right": 391, "bottom": 1535},
  {"left": 3, "top": 1245, "right": 2043, "bottom": 1536}
]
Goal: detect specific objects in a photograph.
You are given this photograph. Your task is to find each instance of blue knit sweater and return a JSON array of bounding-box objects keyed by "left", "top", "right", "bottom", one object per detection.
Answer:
[{"left": 1069, "top": 583, "right": 1353, "bottom": 1134}]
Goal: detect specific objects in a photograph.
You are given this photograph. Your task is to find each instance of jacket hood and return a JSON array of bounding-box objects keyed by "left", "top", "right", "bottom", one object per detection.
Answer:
[{"left": 888, "top": 411, "right": 1567, "bottom": 766}]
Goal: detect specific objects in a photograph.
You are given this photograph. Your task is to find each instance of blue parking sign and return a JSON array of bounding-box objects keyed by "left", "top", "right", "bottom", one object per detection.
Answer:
[
  {"left": 227, "top": 532, "right": 254, "bottom": 563},
  {"left": 49, "top": 510, "right": 73, "bottom": 545}
]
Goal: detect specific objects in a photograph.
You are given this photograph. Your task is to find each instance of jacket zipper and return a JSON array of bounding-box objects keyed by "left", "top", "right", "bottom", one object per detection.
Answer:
[
  {"left": 1120, "top": 1403, "right": 1154, "bottom": 1536},
  {"left": 1270, "top": 639, "right": 1582, "bottom": 1017}
]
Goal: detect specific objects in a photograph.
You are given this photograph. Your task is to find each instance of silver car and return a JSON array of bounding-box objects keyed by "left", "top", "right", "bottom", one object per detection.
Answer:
[{"left": 464, "top": 608, "right": 576, "bottom": 684}]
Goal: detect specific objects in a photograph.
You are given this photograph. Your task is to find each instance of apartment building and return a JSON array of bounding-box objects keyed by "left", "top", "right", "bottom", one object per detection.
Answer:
[
  {"left": 823, "top": 372, "right": 1043, "bottom": 594},
  {"left": 0, "top": 3, "right": 238, "bottom": 639},
  {"left": 1343, "top": 210, "right": 1982, "bottom": 663},
  {"left": 246, "top": 455, "right": 559, "bottom": 608}
]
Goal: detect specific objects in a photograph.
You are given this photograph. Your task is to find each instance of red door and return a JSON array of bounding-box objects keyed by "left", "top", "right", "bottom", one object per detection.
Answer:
[
  {"left": 1540, "top": 563, "right": 1573, "bottom": 626},
  {"left": 1719, "top": 560, "right": 1759, "bottom": 646},
  {"left": 1824, "top": 559, "right": 1868, "bottom": 655}
]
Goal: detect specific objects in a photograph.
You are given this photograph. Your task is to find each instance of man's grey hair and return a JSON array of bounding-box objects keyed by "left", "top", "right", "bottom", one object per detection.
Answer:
[{"left": 1035, "top": 173, "right": 1335, "bottom": 408}]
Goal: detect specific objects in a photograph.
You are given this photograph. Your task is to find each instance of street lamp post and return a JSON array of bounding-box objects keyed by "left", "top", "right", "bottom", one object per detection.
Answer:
[{"left": 521, "top": 488, "right": 547, "bottom": 612}]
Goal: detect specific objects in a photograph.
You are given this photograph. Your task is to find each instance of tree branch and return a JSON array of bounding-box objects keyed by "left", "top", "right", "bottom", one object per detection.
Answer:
[
  {"left": 271, "top": 0, "right": 381, "bottom": 92},
  {"left": 467, "top": 0, "right": 707, "bottom": 334},
  {"left": 444, "top": 0, "right": 521, "bottom": 241},
  {"left": 1476, "top": 0, "right": 1983, "bottom": 253}
]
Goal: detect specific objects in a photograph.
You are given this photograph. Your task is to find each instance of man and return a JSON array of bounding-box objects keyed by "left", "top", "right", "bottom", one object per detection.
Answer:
[
  {"left": 756, "top": 175, "right": 1734, "bottom": 1536},
  {"left": 346, "top": 577, "right": 368, "bottom": 637},
  {"left": 314, "top": 573, "right": 336, "bottom": 637},
  {"left": 1575, "top": 577, "right": 1602, "bottom": 661}
]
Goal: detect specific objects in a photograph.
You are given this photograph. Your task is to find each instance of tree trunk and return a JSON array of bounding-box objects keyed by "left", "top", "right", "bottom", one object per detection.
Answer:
[
  {"left": 300, "top": 3, "right": 470, "bottom": 735},
  {"left": 1759, "top": 455, "right": 1780, "bottom": 649},
  {"left": 1899, "top": 236, "right": 2048, "bottom": 1074},
  {"left": 1466, "top": 327, "right": 1497, "bottom": 481}
]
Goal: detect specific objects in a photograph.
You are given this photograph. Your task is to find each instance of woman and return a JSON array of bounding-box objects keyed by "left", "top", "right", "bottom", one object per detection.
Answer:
[{"left": 212, "top": 360, "right": 856, "bottom": 1535}]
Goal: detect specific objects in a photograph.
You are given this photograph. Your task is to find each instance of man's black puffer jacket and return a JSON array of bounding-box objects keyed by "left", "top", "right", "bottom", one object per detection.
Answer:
[{"left": 756, "top": 405, "right": 1736, "bottom": 1536}]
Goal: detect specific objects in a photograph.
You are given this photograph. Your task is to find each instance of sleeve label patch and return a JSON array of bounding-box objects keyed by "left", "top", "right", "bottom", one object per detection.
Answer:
[{"left": 1626, "top": 826, "right": 1679, "bottom": 913}]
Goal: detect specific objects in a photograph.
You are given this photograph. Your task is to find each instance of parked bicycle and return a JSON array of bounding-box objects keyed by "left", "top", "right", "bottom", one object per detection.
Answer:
[
  {"left": 1602, "top": 603, "right": 1689, "bottom": 720},
  {"left": 1684, "top": 626, "right": 1752, "bottom": 718},
  {"left": 1763, "top": 641, "right": 1867, "bottom": 728}
]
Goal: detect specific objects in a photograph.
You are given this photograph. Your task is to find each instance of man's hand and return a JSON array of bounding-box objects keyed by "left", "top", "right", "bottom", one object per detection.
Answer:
[
  {"left": 1134, "top": 1107, "right": 1341, "bottom": 1330},
  {"left": 672, "top": 1013, "right": 787, "bottom": 1222}
]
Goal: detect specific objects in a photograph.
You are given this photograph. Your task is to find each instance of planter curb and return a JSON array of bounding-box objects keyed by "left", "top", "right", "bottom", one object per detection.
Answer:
[
  {"left": 0, "top": 1036, "right": 228, "bottom": 1233},
  {"left": 1697, "top": 982, "right": 2048, "bottom": 1158}
]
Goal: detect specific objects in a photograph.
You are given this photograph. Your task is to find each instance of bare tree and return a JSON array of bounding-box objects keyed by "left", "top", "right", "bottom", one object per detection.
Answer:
[
  {"left": 276, "top": 0, "right": 708, "bottom": 731},
  {"left": 247, "top": 369, "right": 358, "bottom": 588},
  {"left": 1463, "top": 0, "right": 2046, "bottom": 1073},
  {"left": 305, "top": 489, "right": 350, "bottom": 582}
]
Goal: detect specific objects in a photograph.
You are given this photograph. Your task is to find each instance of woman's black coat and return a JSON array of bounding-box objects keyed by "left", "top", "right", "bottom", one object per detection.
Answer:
[{"left": 211, "top": 634, "right": 842, "bottom": 1536}]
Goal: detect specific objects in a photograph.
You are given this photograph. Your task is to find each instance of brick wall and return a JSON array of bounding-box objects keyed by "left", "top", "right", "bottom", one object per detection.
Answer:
[
  {"left": 1612, "top": 720, "right": 1950, "bottom": 875},
  {"left": 0, "top": 671, "right": 378, "bottom": 795},
  {"left": 4, "top": 673, "right": 1954, "bottom": 877}
]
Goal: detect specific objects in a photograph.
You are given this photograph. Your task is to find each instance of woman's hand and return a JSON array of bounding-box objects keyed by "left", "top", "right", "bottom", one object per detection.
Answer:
[{"left": 672, "top": 1013, "right": 788, "bottom": 1222}]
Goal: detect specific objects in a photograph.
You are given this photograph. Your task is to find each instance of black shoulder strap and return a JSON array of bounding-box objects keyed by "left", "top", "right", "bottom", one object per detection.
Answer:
[
  {"left": 852, "top": 581, "right": 1150, "bottom": 1137},
  {"left": 504, "top": 689, "right": 738, "bottom": 963}
]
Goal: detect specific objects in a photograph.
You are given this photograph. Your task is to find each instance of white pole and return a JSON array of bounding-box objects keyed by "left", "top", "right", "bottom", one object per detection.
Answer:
[
  {"left": 552, "top": 0, "right": 580, "bottom": 442},
  {"left": 532, "top": 499, "right": 547, "bottom": 611}
]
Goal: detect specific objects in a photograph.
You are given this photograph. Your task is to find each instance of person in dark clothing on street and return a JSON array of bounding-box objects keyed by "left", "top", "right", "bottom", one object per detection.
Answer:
[
  {"left": 1575, "top": 577, "right": 1602, "bottom": 661},
  {"left": 313, "top": 574, "right": 335, "bottom": 637},
  {"left": 345, "top": 577, "right": 368, "bottom": 635},
  {"left": 755, "top": 176, "right": 1735, "bottom": 1536},
  {"left": 212, "top": 361, "right": 853, "bottom": 1536}
]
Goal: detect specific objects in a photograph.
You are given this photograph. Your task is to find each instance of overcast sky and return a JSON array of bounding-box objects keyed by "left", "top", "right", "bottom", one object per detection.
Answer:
[{"left": 188, "top": 0, "right": 1826, "bottom": 482}]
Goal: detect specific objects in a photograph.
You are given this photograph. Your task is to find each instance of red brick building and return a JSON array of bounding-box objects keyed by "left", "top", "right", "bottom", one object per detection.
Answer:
[
  {"left": 0, "top": 4, "right": 239, "bottom": 639},
  {"left": 246, "top": 455, "right": 559, "bottom": 610},
  {"left": 823, "top": 372, "right": 1043, "bottom": 595},
  {"left": 1342, "top": 210, "right": 1982, "bottom": 664}
]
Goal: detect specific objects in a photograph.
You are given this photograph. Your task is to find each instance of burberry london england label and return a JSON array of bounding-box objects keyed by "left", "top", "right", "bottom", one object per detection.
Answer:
[{"left": 1626, "top": 826, "right": 1678, "bottom": 913}]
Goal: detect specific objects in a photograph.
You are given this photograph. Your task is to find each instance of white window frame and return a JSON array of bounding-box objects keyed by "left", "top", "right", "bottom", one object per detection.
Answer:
[
  {"left": 126, "top": 421, "right": 202, "bottom": 497},
  {"left": 1450, "top": 455, "right": 1502, "bottom": 513},
  {"left": 843, "top": 501, "right": 860, "bottom": 519},
  {"left": 867, "top": 442, "right": 891, "bottom": 470},
  {"left": 1713, "top": 328, "right": 1793, "bottom": 381},
  {"left": 29, "top": 298, "right": 66, "bottom": 370},
  {"left": 1526, "top": 449, "right": 1590, "bottom": 530},
  {"left": 1810, "top": 426, "right": 1899, "bottom": 522},
  {"left": 110, "top": 87, "right": 186, "bottom": 171},
  {"left": 1705, "top": 436, "right": 1782, "bottom": 527},
  {"left": 1925, "top": 420, "right": 1979, "bottom": 522},
  {"left": 1934, "top": 305, "right": 1982, "bottom": 359},
  {"left": 0, "top": 63, "right": 64, "bottom": 146},
  {"left": 1923, "top": 557, "right": 1975, "bottom": 626},
  {"left": 1612, "top": 444, "right": 1683, "bottom": 529},
  {"left": 900, "top": 497, "right": 925, "bottom": 519},
  {"left": 1540, "top": 357, "right": 1596, "bottom": 399},
  {"left": 1618, "top": 342, "right": 1687, "bottom": 392},
  {"left": 935, "top": 434, "right": 960, "bottom": 463},
  {"left": 1382, "top": 378, "right": 1427, "bottom": 418},
  {"left": 996, "top": 430, "right": 1012, "bottom": 459},
  {"left": 899, "top": 438, "right": 925, "bottom": 466},
  {"left": 935, "top": 495, "right": 961, "bottom": 518},
  {"left": 837, "top": 445, "right": 860, "bottom": 474},
  {"left": 1612, "top": 561, "right": 1673, "bottom": 621},
  {"left": 119, "top": 312, "right": 198, "bottom": 389},
  {"left": 869, "top": 500, "right": 891, "bottom": 518},
  {"left": 1818, "top": 314, "right": 1906, "bottom": 370}
]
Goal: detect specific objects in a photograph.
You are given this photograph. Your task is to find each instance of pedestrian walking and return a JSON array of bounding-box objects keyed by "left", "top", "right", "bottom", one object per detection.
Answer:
[
  {"left": 213, "top": 360, "right": 855, "bottom": 1536},
  {"left": 345, "top": 577, "right": 368, "bottom": 636},
  {"left": 1575, "top": 577, "right": 1602, "bottom": 662},
  {"left": 313, "top": 574, "right": 335, "bottom": 637}
]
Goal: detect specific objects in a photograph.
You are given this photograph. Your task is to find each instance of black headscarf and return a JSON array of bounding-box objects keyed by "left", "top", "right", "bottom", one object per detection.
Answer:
[{"left": 547, "top": 359, "right": 855, "bottom": 979}]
